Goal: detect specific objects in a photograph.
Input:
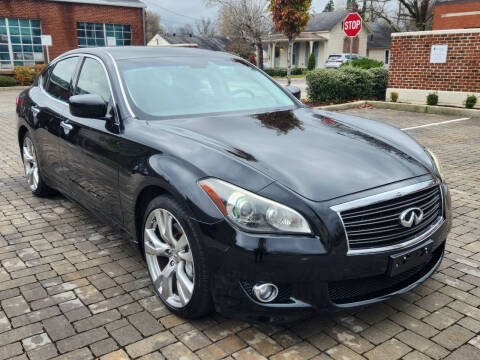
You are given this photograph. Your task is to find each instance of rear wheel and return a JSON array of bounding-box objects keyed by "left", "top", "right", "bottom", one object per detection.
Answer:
[
  {"left": 22, "top": 132, "right": 54, "bottom": 196},
  {"left": 142, "top": 195, "right": 212, "bottom": 318}
]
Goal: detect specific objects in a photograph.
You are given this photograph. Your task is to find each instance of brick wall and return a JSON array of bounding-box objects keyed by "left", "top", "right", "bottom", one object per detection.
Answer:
[
  {"left": 0, "top": 0, "right": 144, "bottom": 60},
  {"left": 388, "top": 30, "right": 480, "bottom": 93},
  {"left": 433, "top": 0, "right": 480, "bottom": 30}
]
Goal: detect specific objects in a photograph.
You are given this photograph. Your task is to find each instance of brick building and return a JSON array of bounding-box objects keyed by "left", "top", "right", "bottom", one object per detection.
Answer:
[
  {"left": 433, "top": 0, "right": 480, "bottom": 30},
  {"left": 387, "top": 28, "right": 480, "bottom": 107},
  {"left": 0, "top": 0, "right": 146, "bottom": 71}
]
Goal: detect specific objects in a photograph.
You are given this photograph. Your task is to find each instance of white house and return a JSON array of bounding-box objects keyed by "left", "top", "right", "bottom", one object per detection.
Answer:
[
  {"left": 263, "top": 10, "right": 370, "bottom": 69},
  {"left": 148, "top": 33, "right": 230, "bottom": 51}
]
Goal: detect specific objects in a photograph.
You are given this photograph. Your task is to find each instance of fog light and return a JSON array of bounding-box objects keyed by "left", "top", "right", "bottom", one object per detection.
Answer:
[{"left": 253, "top": 283, "right": 278, "bottom": 303}]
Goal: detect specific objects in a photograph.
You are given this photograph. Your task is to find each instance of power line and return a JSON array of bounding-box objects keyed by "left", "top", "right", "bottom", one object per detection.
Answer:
[{"left": 143, "top": 0, "right": 204, "bottom": 22}]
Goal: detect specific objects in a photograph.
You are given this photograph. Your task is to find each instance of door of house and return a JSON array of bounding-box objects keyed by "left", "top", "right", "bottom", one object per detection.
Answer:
[
  {"left": 313, "top": 42, "right": 319, "bottom": 68},
  {"left": 274, "top": 46, "right": 280, "bottom": 68},
  {"left": 293, "top": 43, "right": 300, "bottom": 67}
]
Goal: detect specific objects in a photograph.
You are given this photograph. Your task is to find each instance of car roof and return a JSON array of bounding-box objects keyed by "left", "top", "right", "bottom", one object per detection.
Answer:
[{"left": 63, "top": 46, "right": 234, "bottom": 61}]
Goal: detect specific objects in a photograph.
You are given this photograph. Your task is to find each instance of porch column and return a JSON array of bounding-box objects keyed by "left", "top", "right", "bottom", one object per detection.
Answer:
[
  {"left": 309, "top": 40, "right": 314, "bottom": 55},
  {"left": 271, "top": 42, "right": 276, "bottom": 68}
]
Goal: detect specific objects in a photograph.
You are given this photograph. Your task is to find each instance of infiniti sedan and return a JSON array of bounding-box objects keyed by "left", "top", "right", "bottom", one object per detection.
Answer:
[{"left": 16, "top": 47, "right": 451, "bottom": 322}]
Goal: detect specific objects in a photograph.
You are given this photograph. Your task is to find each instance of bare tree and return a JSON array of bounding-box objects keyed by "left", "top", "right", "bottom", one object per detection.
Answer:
[
  {"left": 206, "top": 0, "right": 272, "bottom": 69},
  {"left": 146, "top": 11, "right": 163, "bottom": 41},
  {"left": 196, "top": 17, "right": 217, "bottom": 37},
  {"left": 176, "top": 24, "right": 195, "bottom": 36},
  {"left": 365, "top": 0, "right": 435, "bottom": 31}
]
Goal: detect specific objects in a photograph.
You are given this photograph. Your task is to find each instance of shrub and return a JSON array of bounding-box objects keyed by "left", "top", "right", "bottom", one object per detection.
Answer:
[
  {"left": 391, "top": 91, "right": 399, "bottom": 102},
  {"left": 340, "top": 66, "right": 374, "bottom": 100},
  {"left": 291, "top": 68, "right": 305, "bottom": 76},
  {"left": 306, "top": 67, "right": 373, "bottom": 103},
  {"left": 465, "top": 94, "right": 477, "bottom": 109},
  {"left": 307, "top": 52, "right": 316, "bottom": 71},
  {"left": 341, "top": 57, "right": 383, "bottom": 70},
  {"left": 0, "top": 75, "right": 19, "bottom": 87},
  {"left": 13, "top": 64, "right": 46, "bottom": 86},
  {"left": 264, "top": 69, "right": 287, "bottom": 77},
  {"left": 369, "top": 68, "right": 389, "bottom": 100},
  {"left": 427, "top": 92, "right": 438, "bottom": 106}
]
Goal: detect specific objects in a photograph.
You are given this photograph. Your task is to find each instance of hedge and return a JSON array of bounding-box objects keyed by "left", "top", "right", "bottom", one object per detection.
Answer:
[
  {"left": 264, "top": 68, "right": 306, "bottom": 77},
  {"left": 341, "top": 57, "right": 383, "bottom": 69},
  {"left": 369, "top": 68, "right": 389, "bottom": 99},
  {"left": 306, "top": 66, "right": 389, "bottom": 103},
  {"left": 0, "top": 75, "right": 19, "bottom": 87}
]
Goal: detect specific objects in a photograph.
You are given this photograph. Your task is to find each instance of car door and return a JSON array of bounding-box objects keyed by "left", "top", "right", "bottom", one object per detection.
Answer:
[
  {"left": 58, "top": 55, "right": 123, "bottom": 223},
  {"left": 28, "top": 56, "right": 80, "bottom": 187}
]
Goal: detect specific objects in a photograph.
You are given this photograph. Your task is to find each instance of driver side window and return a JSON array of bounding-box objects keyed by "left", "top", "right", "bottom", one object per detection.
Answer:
[{"left": 74, "top": 58, "right": 111, "bottom": 103}]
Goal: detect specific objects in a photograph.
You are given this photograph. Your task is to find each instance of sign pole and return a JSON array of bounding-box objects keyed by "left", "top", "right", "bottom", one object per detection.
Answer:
[
  {"left": 349, "top": 37, "right": 353, "bottom": 65},
  {"left": 46, "top": 46, "right": 50, "bottom": 63},
  {"left": 343, "top": 12, "right": 362, "bottom": 65}
]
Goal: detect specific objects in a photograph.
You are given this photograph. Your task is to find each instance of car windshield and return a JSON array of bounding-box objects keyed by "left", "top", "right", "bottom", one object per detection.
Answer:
[{"left": 119, "top": 57, "right": 296, "bottom": 119}]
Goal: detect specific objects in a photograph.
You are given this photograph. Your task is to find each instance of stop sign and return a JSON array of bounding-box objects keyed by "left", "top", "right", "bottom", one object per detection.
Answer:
[{"left": 343, "top": 13, "right": 362, "bottom": 37}]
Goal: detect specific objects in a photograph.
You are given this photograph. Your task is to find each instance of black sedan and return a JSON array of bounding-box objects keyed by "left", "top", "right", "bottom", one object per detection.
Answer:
[{"left": 16, "top": 46, "right": 451, "bottom": 323}]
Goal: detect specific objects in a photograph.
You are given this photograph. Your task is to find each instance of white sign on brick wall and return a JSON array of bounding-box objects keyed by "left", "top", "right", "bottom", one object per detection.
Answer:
[{"left": 430, "top": 44, "right": 448, "bottom": 63}]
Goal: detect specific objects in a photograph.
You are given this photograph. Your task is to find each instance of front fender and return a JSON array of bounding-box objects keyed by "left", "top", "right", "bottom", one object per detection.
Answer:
[{"left": 147, "top": 154, "right": 223, "bottom": 223}]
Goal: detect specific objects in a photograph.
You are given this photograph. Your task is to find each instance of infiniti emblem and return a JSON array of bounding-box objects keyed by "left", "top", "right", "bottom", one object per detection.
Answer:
[{"left": 399, "top": 207, "right": 424, "bottom": 228}]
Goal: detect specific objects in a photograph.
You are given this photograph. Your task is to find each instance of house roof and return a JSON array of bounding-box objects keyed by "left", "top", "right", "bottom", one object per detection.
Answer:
[
  {"left": 47, "top": 0, "right": 146, "bottom": 8},
  {"left": 161, "top": 35, "right": 230, "bottom": 52},
  {"left": 366, "top": 22, "right": 392, "bottom": 49},
  {"left": 305, "top": 10, "right": 351, "bottom": 31}
]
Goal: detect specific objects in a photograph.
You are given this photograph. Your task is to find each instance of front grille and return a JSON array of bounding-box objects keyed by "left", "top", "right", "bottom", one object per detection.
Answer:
[
  {"left": 328, "top": 243, "right": 444, "bottom": 304},
  {"left": 340, "top": 185, "right": 442, "bottom": 250}
]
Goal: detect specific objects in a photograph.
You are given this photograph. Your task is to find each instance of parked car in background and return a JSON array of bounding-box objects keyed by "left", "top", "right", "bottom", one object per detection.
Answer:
[
  {"left": 325, "top": 53, "right": 363, "bottom": 68},
  {"left": 16, "top": 46, "right": 450, "bottom": 323}
]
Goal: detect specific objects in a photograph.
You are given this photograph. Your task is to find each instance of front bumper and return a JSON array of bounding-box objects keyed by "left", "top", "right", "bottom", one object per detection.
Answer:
[{"left": 197, "top": 182, "right": 451, "bottom": 323}]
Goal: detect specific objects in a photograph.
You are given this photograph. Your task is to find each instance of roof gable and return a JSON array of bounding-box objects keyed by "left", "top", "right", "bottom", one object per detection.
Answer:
[{"left": 305, "top": 10, "right": 351, "bottom": 32}]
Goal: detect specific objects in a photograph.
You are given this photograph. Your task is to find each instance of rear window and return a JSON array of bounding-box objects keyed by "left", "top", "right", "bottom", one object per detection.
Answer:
[{"left": 327, "top": 55, "right": 341, "bottom": 61}]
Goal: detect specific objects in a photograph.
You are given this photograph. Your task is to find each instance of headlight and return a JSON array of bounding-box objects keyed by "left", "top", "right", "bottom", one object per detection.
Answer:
[
  {"left": 199, "top": 178, "right": 312, "bottom": 234},
  {"left": 426, "top": 149, "right": 443, "bottom": 180}
]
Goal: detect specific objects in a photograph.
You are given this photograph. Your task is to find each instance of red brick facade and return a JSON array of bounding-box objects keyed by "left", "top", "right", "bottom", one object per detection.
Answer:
[
  {"left": 0, "top": 0, "right": 144, "bottom": 60},
  {"left": 433, "top": 0, "right": 480, "bottom": 30},
  {"left": 388, "top": 31, "right": 480, "bottom": 92}
]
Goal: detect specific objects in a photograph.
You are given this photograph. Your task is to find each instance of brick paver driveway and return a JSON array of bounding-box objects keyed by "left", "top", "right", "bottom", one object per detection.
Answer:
[{"left": 1, "top": 89, "right": 479, "bottom": 360}]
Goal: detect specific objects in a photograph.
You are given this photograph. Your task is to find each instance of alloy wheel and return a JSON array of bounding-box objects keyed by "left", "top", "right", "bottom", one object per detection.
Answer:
[
  {"left": 23, "top": 137, "right": 39, "bottom": 191},
  {"left": 144, "top": 208, "right": 195, "bottom": 308}
]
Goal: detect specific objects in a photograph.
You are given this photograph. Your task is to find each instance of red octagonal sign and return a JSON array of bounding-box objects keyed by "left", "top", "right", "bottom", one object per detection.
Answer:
[{"left": 343, "top": 13, "right": 362, "bottom": 37}]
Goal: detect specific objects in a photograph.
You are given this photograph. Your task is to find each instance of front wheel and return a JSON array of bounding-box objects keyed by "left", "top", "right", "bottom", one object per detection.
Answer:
[{"left": 142, "top": 195, "right": 213, "bottom": 318}]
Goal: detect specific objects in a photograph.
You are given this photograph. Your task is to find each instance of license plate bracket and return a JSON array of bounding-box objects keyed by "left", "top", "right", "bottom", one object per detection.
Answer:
[{"left": 388, "top": 240, "right": 434, "bottom": 277}]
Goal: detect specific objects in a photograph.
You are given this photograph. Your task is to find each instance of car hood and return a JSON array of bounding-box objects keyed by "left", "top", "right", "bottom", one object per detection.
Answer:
[{"left": 149, "top": 107, "right": 432, "bottom": 201}]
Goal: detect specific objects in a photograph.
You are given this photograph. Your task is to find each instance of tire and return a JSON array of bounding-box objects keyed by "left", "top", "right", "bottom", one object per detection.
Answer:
[
  {"left": 21, "top": 132, "right": 55, "bottom": 197},
  {"left": 142, "top": 194, "right": 213, "bottom": 318}
]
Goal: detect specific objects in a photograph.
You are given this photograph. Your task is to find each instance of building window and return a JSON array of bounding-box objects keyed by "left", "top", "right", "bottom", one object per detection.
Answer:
[
  {"left": 77, "top": 22, "right": 131, "bottom": 48},
  {"left": 0, "top": 18, "right": 43, "bottom": 70},
  {"left": 385, "top": 49, "right": 390, "bottom": 64}
]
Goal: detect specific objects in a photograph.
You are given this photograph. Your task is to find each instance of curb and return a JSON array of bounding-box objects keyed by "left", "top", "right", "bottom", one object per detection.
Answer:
[
  {"left": 0, "top": 86, "right": 29, "bottom": 92},
  {"left": 316, "top": 100, "right": 480, "bottom": 117}
]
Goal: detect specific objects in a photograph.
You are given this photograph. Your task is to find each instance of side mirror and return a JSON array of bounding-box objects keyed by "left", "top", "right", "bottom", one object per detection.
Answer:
[
  {"left": 285, "top": 86, "right": 301, "bottom": 100},
  {"left": 69, "top": 94, "right": 107, "bottom": 119}
]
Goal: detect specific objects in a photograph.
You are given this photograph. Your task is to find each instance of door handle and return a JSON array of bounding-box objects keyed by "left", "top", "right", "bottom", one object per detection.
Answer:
[{"left": 60, "top": 121, "right": 73, "bottom": 131}]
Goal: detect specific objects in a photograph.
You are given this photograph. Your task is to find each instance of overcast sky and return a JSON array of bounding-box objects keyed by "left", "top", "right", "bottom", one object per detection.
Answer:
[{"left": 142, "top": 0, "right": 330, "bottom": 31}]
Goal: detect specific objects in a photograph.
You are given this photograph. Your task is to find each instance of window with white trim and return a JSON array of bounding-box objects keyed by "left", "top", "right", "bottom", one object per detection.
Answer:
[
  {"left": 77, "top": 22, "right": 131, "bottom": 48},
  {"left": 0, "top": 17, "right": 43, "bottom": 70}
]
